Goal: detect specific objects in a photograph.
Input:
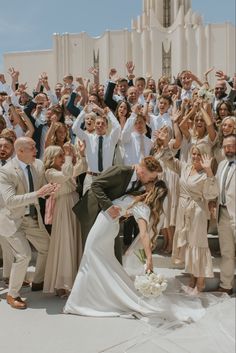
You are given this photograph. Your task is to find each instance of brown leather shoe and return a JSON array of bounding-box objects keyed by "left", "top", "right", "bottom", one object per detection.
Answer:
[
  {"left": 216, "top": 287, "right": 233, "bottom": 295},
  {"left": 6, "top": 294, "right": 27, "bottom": 309},
  {"left": 31, "top": 282, "right": 44, "bottom": 291}
]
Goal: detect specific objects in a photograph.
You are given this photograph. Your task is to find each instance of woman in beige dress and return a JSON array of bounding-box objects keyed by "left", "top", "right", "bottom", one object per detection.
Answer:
[
  {"left": 161, "top": 142, "right": 219, "bottom": 293},
  {"left": 213, "top": 116, "right": 236, "bottom": 164},
  {"left": 179, "top": 102, "right": 218, "bottom": 163},
  {"left": 43, "top": 143, "right": 86, "bottom": 297}
]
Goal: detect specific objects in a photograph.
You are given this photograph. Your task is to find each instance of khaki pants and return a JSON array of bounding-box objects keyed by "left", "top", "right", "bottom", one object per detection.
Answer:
[
  {"left": 0, "top": 235, "right": 14, "bottom": 278},
  {"left": 218, "top": 206, "right": 236, "bottom": 289},
  {"left": 5, "top": 217, "right": 50, "bottom": 298}
]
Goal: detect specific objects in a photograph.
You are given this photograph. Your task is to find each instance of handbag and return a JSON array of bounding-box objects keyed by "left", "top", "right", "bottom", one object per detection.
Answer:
[{"left": 44, "top": 195, "right": 56, "bottom": 225}]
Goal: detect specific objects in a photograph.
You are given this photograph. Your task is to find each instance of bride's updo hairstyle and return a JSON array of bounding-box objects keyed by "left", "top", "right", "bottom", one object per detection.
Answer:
[{"left": 131, "top": 179, "right": 168, "bottom": 249}]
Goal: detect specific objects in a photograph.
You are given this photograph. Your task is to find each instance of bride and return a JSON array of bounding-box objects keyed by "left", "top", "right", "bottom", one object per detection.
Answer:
[{"left": 64, "top": 180, "right": 219, "bottom": 323}]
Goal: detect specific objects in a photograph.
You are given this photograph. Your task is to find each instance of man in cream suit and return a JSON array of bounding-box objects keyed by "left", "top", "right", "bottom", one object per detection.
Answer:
[
  {"left": 0, "top": 137, "right": 57, "bottom": 309},
  {"left": 0, "top": 136, "right": 15, "bottom": 285},
  {"left": 216, "top": 134, "right": 236, "bottom": 295}
]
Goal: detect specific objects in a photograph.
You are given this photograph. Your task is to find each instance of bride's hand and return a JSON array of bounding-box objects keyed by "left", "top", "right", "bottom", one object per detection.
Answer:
[{"left": 146, "top": 258, "right": 153, "bottom": 273}]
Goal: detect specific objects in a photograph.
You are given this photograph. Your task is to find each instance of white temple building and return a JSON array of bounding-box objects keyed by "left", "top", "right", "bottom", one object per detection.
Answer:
[{"left": 3, "top": 0, "right": 236, "bottom": 90}]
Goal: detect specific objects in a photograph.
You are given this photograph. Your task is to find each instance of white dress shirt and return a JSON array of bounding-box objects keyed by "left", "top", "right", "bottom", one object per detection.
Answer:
[
  {"left": 72, "top": 110, "right": 121, "bottom": 173},
  {"left": 149, "top": 112, "right": 173, "bottom": 140},
  {"left": 121, "top": 112, "right": 153, "bottom": 166}
]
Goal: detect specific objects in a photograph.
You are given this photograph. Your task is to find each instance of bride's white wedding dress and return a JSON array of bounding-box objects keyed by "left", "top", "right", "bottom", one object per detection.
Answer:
[{"left": 64, "top": 195, "right": 224, "bottom": 324}]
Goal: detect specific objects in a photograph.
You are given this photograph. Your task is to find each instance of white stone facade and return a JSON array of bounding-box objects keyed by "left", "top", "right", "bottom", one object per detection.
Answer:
[{"left": 3, "top": 0, "right": 236, "bottom": 90}]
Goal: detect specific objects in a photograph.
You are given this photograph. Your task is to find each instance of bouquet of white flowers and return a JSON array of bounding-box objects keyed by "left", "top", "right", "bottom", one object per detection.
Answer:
[
  {"left": 197, "top": 86, "right": 214, "bottom": 103},
  {"left": 134, "top": 272, "right": 168, "bottom": 298},
  {"left": 133, "top": 249, "right": 168, "bottom": 297}
]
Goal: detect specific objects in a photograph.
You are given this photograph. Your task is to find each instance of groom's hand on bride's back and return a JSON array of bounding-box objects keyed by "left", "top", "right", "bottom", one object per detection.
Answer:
[{"left": 107, "top": 205, "right": 121, "bottom": 219}]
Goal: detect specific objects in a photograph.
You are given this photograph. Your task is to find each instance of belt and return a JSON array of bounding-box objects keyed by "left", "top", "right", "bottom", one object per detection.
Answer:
[
  {"left": 86, "top": 171, "right": 101, "bottom": 176},
  {"left": 220, "top": 204, "right": 227, "bottom": 208}
]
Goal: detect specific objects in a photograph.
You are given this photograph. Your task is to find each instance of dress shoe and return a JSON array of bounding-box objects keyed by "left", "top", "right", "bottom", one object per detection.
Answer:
[
  {"left": 6, "top": 294, "right": 27, "bottom": 309},
  {"left": 31, "top": 282, "right": 44, "bottom": 291},
  {"left": 3, "top": 278, "right": 30, "bottom": 288},
  {"left": 216, "top": 286, "right": 233, "bottom": 295}
]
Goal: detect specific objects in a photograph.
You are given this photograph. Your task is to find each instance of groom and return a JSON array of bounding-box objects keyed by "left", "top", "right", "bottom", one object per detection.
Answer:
[{"left": 73, "top": 156, "right": 162, "bottom": 263}]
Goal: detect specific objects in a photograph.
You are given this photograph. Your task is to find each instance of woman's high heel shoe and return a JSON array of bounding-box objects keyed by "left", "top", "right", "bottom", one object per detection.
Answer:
[
  {"left": 196, "top": 278, "right": 205, "bottom": 292},
  {"left": 188, "top": 275, "right": 197, "bottom": 288}
]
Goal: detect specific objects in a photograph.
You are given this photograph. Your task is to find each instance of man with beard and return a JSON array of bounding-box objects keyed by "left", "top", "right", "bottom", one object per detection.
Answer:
[{"left": 216, "top": 134, "right": 236, "bottom": 295}]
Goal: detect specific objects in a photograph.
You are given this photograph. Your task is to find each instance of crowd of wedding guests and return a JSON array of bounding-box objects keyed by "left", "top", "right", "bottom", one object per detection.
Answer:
[{"left": 0, "top": 62, "right": 235, "bottom": 309}]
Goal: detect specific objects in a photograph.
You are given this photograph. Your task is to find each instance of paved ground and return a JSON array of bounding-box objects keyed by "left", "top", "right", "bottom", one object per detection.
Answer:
[{"left": 0, "top": 254, "right": 234, "bottom": 353}]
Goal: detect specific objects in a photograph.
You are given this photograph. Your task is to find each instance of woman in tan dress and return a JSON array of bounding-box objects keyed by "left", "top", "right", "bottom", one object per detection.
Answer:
[
  {"left": 213, "top": 116, "right": 236, "bottom": 164},
  {"left": 43, "top": 144, "right": 86, "bottom": 297},
  {"left": 161, "top": 142, "right": 219, "bottom": 293}
]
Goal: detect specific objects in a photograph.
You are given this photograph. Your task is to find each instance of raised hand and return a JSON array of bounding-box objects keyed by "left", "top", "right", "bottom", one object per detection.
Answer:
[
  {"left": 88, "top": 66, "right": 99, "bottom": 77},
  {"left": 75, "top": 76, "right": 84, "bottom": 86},
  {"left": 77, "top": 139, "right": 86, "bottom": 157},
  {"left": 204, "top": 67, "right": 215, "bottom": 79},
  {"left": 63, "top": 142, "right": 74, "bottom": 156},
  {"left": 200, "top": 154, "right": 213, "bottom": 175},
  {"left": 18, "top": 82, "right": 28, "bottom": 92},
  {"left": 109, "top": 68, "right": 119, "bottom": 82},
  {"left": 8, "top": 67, "right": 20, "bottom": 81},
  {"left": 154, "top": 126, "right": 169, "bottom": 146},
  {"left": 215, "top": 70, "right": 228, "bottom": 81},
  {"left": 126, "top": 61, "right": 135, "bottom": 75}
]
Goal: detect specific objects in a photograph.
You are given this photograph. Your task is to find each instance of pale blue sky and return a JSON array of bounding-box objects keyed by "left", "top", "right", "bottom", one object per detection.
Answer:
[{"left": 0, "top": 0, "right": 235, "bottom": 71}]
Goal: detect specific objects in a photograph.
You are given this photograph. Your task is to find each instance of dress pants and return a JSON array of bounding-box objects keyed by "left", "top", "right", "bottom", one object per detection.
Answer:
[
  {"left": 6, "top": 216, "right": 50, "bottom": 297},
  {"left": 218, "top": 206, "right": 235, "bottom": 289},
  {"left": 0, "top": 236, "right": 14, "bottom": 278},
  {"left": 123, "top": 216, "right": 139, "bottom": 246}
]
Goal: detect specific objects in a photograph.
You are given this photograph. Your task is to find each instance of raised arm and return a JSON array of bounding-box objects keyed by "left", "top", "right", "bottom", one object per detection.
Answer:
[
  {"left": 66, "top": 91, "right": 81, "bottom": 117},
  {"left": 137, "top": 218, "right": 153, "bottom": 272}
]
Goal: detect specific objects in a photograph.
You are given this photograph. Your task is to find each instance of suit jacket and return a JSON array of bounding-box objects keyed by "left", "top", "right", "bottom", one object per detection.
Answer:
[
  {"left": 216, "top": 159, "right": 236, "bottom": 230},
  {"left": 73, "top": 165, "right": 134, "bottom": 221},
  {"left": 0, "top": 157, "right": 46, "bottom": 236}
]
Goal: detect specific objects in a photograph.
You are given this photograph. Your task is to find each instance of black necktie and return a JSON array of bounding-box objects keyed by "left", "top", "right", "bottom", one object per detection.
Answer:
[
  {"left": 98, "top": 136, "right": 103, "bottom": 172},
  {"left": 126, "top": 180, "right": 142, "bottom": 194},
  {"left": 1, "top": 160, "right": 6, "bottom": 166},
  {"left": 26, "top": 165, "right": 37, "bottom": 218},
  {"left": 221, "top": 161, "right": 234, "bottom": 205}
]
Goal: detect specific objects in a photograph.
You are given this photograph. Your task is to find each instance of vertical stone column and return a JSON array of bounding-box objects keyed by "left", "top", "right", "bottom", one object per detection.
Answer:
[
  {"left": 177, "top": 25, "right": 186, "bottom": 71},
  {"left": 185, "top": 24, "right": 194, "bottom": 70},
  {"left": 141, "top": 29, "right": 151, "bottom": 76},
  {"left": 52, "top": 33, "right": 60, "bottom": 83},
  {"left": 196, "top": 25, "right": 205, "bottom": 79},
  {"left": 62, "top": 33, "right": 70, "bottom": 75},
  {"left": 205, "top": 24, "right": 211, "bottom": 70},
  {"left": 131, "top": 30, "right": 142, "bottom": 75}
]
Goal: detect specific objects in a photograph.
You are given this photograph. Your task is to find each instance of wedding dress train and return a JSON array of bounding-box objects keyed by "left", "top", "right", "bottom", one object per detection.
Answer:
[{"left": 64, "top": 196, "right": 226, "bottom": 325}]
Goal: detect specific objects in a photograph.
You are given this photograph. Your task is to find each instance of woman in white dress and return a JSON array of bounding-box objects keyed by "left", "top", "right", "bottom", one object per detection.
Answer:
[{"left": 64, "top": 180, "right": 211, "bottom": 323}]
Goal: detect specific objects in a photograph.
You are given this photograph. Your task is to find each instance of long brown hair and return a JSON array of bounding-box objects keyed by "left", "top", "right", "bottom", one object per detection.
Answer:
[{"left": 128, "top": 180, "right": 168, "bottom": 249}]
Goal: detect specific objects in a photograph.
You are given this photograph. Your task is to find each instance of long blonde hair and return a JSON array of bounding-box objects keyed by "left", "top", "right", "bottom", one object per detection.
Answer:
[
  {"left": 43, "top": 145, "right": 63, "bottom": 170},
  {"left": 128, "top": 180, "right": 168, "bottom": 249},
  {"left": 52, "top": 122, "right": 70, "bottom": 146}
]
